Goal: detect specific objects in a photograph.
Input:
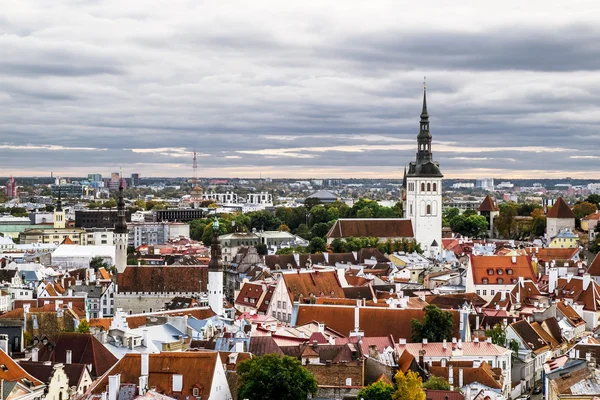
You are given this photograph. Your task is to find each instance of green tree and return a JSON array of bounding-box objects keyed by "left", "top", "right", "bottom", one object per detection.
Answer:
[
  {"left": 463, "top": 209, "right": 477, "bottom": 217},
  {"left": 255, "top": 243, "right": 268, "bottom": 255},
  {"left": 103, "top": 198, "right": 117, "bottom": 209},
  {"left": 45, "top": 204, "right": 55, "bottom": 212},
  {"left": 357, "top": 207, "right": 374, "bottom": 218},
  {"left": 304, "top": 197, "right": 322, "bottom": 211},
  {"left": 277, "top": 224, "right": 291, "bottom": 232},
  {"left": 201, "top": 220, "right": 227, "bottom": 246},
  {"left": 411, "top": 305, "right": 453, "bottom": 342},
  {"left": 330, "top": 238, "right": 345, "bottom": 253},
  {"left": 190, "top": 219, "right": 209, "bottom": 241},
  {"left": 309, "top": 205, "right": 330, "bottom": 226},
  {"left": 586, "top": 194, "right": 600, "bottom": 207},
  {"left": 238, "top": 354, "right": 317, "bottom": 400},
  {"left": 90, "top": 257, "right": 110, "bottom": 271},
  {"left": 443, "top": 207, "right": 460, "bottom": 227},
  {"left": 308, "top": 237, "right": 327, "bottom": 253},
  {"left": 496, "top": 202, "right": 518, "bottom": 238},
  {"left": 77, "top": 320, "right": 90, "bottom": 333},
  {"left": 423, "top": 375, "right": 451, "bottom": 390},
  {"left": 573, "top": 201, "right": 597, "bottom": 219},
  {"left": 295, "top": 224, "right": 311, "bottom": 240},
  {"left": 310, "top": 222, "right": 331, "bottom": 239},
  {"left": 392, "top": 370, "right": 425, "bottom": 400},
  {"left": 10, "top": 207, "right": 28, "bottom": 217},
  {"left": 357, "top": 380, "right": 395, "bottom": 400},
  {"left": 248, "top": 210, "right": 282, "bottom": 231},
  {"left": 530, "top": 209, "right": 547, "bottom": 237},
  {"left": 485, "top": 323, "right": 507, "bottom": 346}
]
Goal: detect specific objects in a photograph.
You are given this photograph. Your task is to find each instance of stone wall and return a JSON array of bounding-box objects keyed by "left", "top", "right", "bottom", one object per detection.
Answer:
[
  {"left": 306, "top": 362, "right": 363, "bottom": 388},
  {"left": 115, "top": 295, "right": 173, "bottom": 314}
]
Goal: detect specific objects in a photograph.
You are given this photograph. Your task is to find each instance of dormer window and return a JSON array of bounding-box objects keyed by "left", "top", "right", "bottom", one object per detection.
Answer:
[
  {"left": 487, "top": 269, "right": 494, "bottom": 275},
  {"left": 482, "top": 278, "right": 488, "bottom": 284},
  {"left": 507, "top": 269, "right": 513, "bottom": 275},
  {"left": 497, "top": 269, "right": 503, "bottom": 275},
  {"left": 497, "top": 278, "right": 504, "bottom": 284}
]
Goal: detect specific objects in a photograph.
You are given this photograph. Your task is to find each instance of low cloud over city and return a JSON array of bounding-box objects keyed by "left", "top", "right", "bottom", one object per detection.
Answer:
[{"left": 2, "top": 0, "right": 600, "bottom": 178}]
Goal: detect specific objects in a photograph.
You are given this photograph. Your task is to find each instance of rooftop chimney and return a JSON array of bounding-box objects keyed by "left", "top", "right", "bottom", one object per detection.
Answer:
[
  {"left": 32, "top": 348, "right": 38, "bottom": 362},
  {"left": 443, "top": 339, "right": 447, "bottom": 349},
  {"left": 66, "top": 350, "right": 72, "bottom": 364},
  {"left": 448, "top": 365, "right": 454, "bottom": 384},
  {"left": 583, "top": 273, "right": 591, "bottom": 290},
  {"left": 141, "top": 353, "right": 149, "bottom": 376},
  {"left": 399, "top": 338, "right": 406, "bottom": 345},
  {"left": 422, "top": 338, "right": 428, "bottom": 345},
  {"left": 108, "top": 374, "right": 121, "bottom": 400},
  {"left": 459, "top": 368, "right": 464, "bottom": 388}
]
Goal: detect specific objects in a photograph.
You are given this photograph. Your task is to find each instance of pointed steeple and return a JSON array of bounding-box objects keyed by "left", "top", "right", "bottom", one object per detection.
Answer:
[
  {"left": 114, "top": 182, "right": 127, "bottom": 234},
  {"left": 208, "top": 218, "right": 223, "bottom": 272},
  {"left": 416, "top": 82, "right": 432, "bottom": 162},
  {"left": 56, "top": 189, "right": 63, "bottom": 212}
]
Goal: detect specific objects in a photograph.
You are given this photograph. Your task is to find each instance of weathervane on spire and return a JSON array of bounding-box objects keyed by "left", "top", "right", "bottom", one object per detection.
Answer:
[{"left": 423, "top": 76, "right": 426, "bottom": 90}]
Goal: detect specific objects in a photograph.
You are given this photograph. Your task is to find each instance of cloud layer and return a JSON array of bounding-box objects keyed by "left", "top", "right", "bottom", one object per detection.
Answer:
[{"left": 1, "top": 0, "right": 600, "bottom": 179}]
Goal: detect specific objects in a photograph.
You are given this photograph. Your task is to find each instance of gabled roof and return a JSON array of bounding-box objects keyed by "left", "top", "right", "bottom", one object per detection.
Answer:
[
  {"left": 509, "top": 320, "right": 549, "bottom": 354},
  {"left": 429, "top": 361, "right": 501, "bottom": 389},
  {"left": 326, "top": 218, "right": 414, "bottom": 239},
  {"left": 556, "top": 301, "right": 586, "bottom": 327},
  {"left": 554, "top": 277, "right": 600, "bottom": 312},
  {"left": 19, "top": 361, "right": 87, "bottom": 388},
  {"left": 295, "top": 305, "right": 462, "bottom": 340},
  {"left": 249, "top": 336, "right": 284, "bottom": 356},
  {"left": 117, "top": 266, "right": 208, "bottom": 293},
  {"left": 235, "top": 283, "right": 265, "bottom": 308},
  {"left": 282, "top": 270, "right": 344, "bottom": 302},
  {"left": 35, "top": 333, "right": 117, "bottom": 377},
  {"left": 425, "top": 293, "right": 487, "bottom": 310},
  {"left": 525, "top": 247, "right": 580, "bottom": 262},
  {"left": 89, "top": 352, "right": 221, "bottom": 397},
  {"left": 469, "top": 255, "right": 535, "bottom": 285},
  {"left": 0, "top": 348, "right": 43, "bottom": 386},
  {"left": 587, "top": 252, "right": 600, "bottom": 276},
  {"left": 547, "top": 197, "right": 575, "bottom": 219},
  {"left": 478, "top": 195, "right": 499, "bottom": 212}
]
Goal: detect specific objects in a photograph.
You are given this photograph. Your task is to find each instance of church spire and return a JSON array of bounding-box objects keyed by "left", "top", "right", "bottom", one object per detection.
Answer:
[
  {"left": 416, "top": 82, "right": 432, "bottom": 162},
  {"left": 56, "top": 189, "right": 63, "bottom": 212},
  {"left": 208, "top": 218, "right": 223, "bottom": 272},
  {"left": 114, "top": 181, "right": 127, "bottom": 234}
]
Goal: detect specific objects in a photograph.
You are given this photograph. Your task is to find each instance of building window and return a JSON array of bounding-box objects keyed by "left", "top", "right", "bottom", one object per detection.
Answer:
[
  {"left": 497, "top": 278, "right": 503, "bottom": 284},
  {"left": 426, "top": 204, "right": 431, "bottom": 215},
  {"left": 193, "top": 388, "right": 199, "bottom": 396},
  {"left": 282, "top": 301, "right": 286, "bottom": 309},
  {"left": 476, "top": 290, "right": 480, "bottom": 295},
  {"left": 433, "top": 183, "right": 437, "bottom": 192},
  {"left": 482, "top": 278, "right": 488, "bottom": 284},
  {"left": 483, "top": 290, "right": 487, "bottom": 296},
  {"left": 421, "top": 183, "right": 425, "bottom": 191},
  {"left": 490, "top": 290, "right": 495, "bottom": 295},
  {"left": 277, "top": 301, "right": 281, "bottom": 309},
  {"left": 487, "top": 269, "right": 494, "bottom": 275},
  {"left": 427, "top": 183, "right": 431, "bottom": 191}
]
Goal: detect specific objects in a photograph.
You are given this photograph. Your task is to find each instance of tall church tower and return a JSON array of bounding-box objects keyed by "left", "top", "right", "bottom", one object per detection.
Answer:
[
  {"left": 53, "top": 190, "right": 66, "bottom": 229},
  {"left": 114, "top": 183, "right": 128, "bottom": 273},
  {"left": 207, "top": 219, "right": 224, "bottom": 316},
  {"left": 403, "top": 84, "right": 443, "bottom": 251}
]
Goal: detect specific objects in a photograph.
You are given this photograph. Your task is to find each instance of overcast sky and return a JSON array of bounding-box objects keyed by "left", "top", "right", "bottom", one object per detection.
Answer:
[{"left": 2, "top": 0, "right": 600, "bottom": 179}]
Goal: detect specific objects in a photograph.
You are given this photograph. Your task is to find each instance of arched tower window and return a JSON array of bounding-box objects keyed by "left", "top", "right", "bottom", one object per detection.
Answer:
[
  {"left": 433, "top": 183, "right": 437, "bottom": 192},
  {"left": 426, "top": 204, "right": 431, "bottom": 215},
  {"left": 427, "top": 183, "right": 431, "bottom": 192},
  {"left": 421, "top": 183, "right": 425, "bottom": 192}
]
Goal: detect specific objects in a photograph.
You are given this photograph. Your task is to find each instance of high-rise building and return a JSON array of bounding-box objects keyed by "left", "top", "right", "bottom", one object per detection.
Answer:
[
  {"left": 5, "top": 177, "right": 17, "bottom": 198},
  {"left": 403, "top": 85, "right": 443, "bottom": 251},
  {"left": 475, "top": 178, "right": 495, "bottom": 192},
  {"left": 207, "top": 219, "right": 224, "bottom": 316},
  {"left": 88, "top": 174, "right": 103, "bottom": 182},
  {"left": 131, "top": 173, "right": 140, "bottom": 187},
  {"left": 114, "top": 183, "right": 128, "bottom": 273}
]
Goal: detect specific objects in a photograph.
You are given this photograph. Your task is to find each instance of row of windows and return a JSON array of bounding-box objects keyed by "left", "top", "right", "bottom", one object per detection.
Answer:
[
  {"left": 407, "top": 182, "right": 439, "bottom": 193},
  {"left": 480, "top": 278, "right": 518, "bottom": 285},
  {"left": 273, "top": 311, "right": 292, "bottom": 321}
]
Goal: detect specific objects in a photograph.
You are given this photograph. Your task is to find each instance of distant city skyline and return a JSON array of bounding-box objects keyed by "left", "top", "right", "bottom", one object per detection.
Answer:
[{"left": 2, "top": 1, "right": 600, "bottom": 179}]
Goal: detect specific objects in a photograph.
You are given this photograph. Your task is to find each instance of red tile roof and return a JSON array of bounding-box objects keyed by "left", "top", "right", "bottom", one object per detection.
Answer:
[
  {"left": 469, "top": 255, "right": 535, "bottom": 285},
  {"left": 326, "top": 218, "right": 414, "bottom": 239},
  {"left": 525, "top": 247, "right": 580, "bottom": 262},
  {"left": 509, "top": 320, "right": 550, "bottom": 354},
  {"left": 478, "top": 195, "right": 499, "bottom": 212},
  {"left": 425, "top": 389, "right": 465, "bottom": 400},
  {"left": 428, "top": 361, "right": 501, "bottom": 390},
  {"left": 235, "top": 283, "right": 265, "bottom": 308},
  {"left": 89, "top": 352, "right": 220, "bottom": 398},
  {"left": 282, "top": 270, "right": 345, "bottom": 302},
  {"left": 295, "top": 305, "right": 462, "bottom": 340},
  {"left": 587, "top": 252, "right": 600, "bottom": 276},
  {"left": 35, "top": 333, "right": 118, "bottom": 377},
  {"left": 117, "top": 266, "right": 208, "bottom": 293},
  {"left": 547, "top": 197, "right": 575, "bottom": 219},
  {"left": 0, "top": 348, "right": 43, "bottom": 386}
]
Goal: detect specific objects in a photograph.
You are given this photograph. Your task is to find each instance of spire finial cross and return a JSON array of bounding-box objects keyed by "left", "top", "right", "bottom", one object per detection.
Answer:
[{"left": 423, "top": 76, "right": 426, "bottom": 90}]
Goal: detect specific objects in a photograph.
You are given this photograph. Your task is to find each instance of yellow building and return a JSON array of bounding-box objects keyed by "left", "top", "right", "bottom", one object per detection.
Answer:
[{"left": 549, "top": 229, "right": 579, "bottom": 249}]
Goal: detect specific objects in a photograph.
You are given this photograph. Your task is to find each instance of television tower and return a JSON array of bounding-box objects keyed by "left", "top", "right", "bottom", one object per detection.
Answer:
[{"left": 192, "top": 150, "right": 198, "bottom": 187}]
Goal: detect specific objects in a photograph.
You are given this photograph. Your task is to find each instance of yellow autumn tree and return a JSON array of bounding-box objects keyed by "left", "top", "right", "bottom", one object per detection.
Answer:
[{"left": 392, "top": 370, "right": 425, "bottom": 400}]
